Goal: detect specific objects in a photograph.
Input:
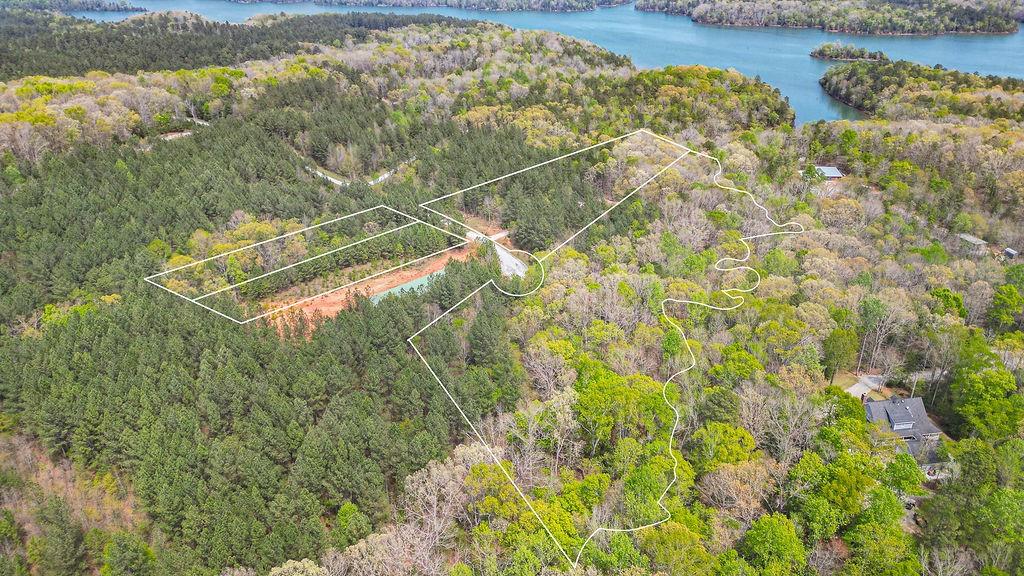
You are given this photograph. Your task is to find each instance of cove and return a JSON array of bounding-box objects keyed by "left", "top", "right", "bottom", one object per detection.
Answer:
[{"left": 74, "top": 0, "right": 1024, "bottom": 123}]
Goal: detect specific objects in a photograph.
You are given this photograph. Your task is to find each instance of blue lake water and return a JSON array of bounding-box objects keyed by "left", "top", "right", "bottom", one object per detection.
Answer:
[{"left": 75, "top": 1, "right": 1024, "bottom": 123}]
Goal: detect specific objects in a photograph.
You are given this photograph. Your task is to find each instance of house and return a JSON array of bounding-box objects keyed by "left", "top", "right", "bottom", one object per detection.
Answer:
[
  {"left": 1006, "top": 247, "right": 1019, "bottom": 259},
  {"left": 815, "top": 165, "right": 844, "bottom": 180},
  {"left": 865, "top": 397, "right": 943, "bottom": 465}
]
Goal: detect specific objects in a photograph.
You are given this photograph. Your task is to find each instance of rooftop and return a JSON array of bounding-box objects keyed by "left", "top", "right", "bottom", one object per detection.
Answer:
[
  {"left": 815, "top": 165, "right": 844, "bottom": 179},
  {"left": 958, "top": 233, "right": 987, "bottom": 246},
  {"left": 865, "top": 397, "right": 943, "bottom": 463}
]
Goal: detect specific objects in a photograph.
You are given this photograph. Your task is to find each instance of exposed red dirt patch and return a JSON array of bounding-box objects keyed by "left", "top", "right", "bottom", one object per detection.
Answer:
[{"left": 267, "top": 245, "right": 474, "bottom": 332}]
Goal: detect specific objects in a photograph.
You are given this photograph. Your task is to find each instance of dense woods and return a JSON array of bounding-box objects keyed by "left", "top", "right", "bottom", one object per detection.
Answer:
[
  {"left": 0, "top": 11, "right": 789, "bottom": 327},
  {"left": 2, "top": 0, "right": 143, "bottom": 12},
  {"left": 311, "top": 0, "right": 626, "bottom": 11},
  {"left": 1, "top": 9, "right": 1023, "bottom": 576},
  {"left": 0, "top": 121, "right": 325, "bottom": 325},
  {"left": 820, "top": 59, "right": 1024, "bottom": 120},
  {"left": 0, "top": 261, "right": 514, "bottom": 573},
  {"left": 0, "top": 10, "right": 469, "bottom": 81},
  {"left": 814, "top": 58, "right": 1024, "bottom": 230},
  {"left": 797, "top": 58, "right": 1024, "bottom": 576},
  {"left": 232, "top": 0, "right": 1024, "bottom": 33},
  {"left": 634, "top": 0, "right": 1022, "bottom": 34}
]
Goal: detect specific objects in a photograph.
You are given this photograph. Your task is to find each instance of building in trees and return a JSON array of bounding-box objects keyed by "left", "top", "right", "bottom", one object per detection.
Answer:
[
  {"left": 865, "top": 397, "right": 944, "bottom": 468},
  {"left": 814, "top": 165, "right": 845, "bottom": 180},
  {"left": 957, "top": 233, "right": 988, "bottom": 257}
]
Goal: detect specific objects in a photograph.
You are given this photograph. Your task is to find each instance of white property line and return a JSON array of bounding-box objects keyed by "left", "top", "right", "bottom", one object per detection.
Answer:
[
  {"left": 145, "top": 204, "right": 468, "bottom": 323},
  {"left": 144, "top": 204, "right": 386, "bottom": 279},
  {"left": 147, "top": 132, "right": 645, "bottom": 321},
  {"left": 145, "top": 129, "right": 805, "bottom": 567},
  {"left": 190, "top": 204, "right": 465, "bottom": 303},
  {"left": 241, "top": 240, "right": 469, "bottom": 324},
  {"left": 407, "top": 129, "right": 805, "bottom": 568},
  {"left": 541, "top": 148, "right": 690, "bottom": 262},
  {"left": 567, "top": 129, "right": 805, "bottom": 565},
  {"left": 193, "top": 220, "right": 420, "bottom": 301},
  {"left": 418, "top": 129, "right": 646, "bottom": 242}
]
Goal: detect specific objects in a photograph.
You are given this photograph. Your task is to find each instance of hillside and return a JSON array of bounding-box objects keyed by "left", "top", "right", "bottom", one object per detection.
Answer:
[
  {"left": 820, "top": 58, "right": 1024, "bottom": 121},
  {"left": 1, "top": 9, "right": 1022, "bottom": 576},
  {"left": 0, "top": 9, "right": 473, "bottom": 80},
  {"left": 815, "top": 58, "right": 1024, "bottom": 227},
  {"left": 301, "top": 0, "right": 628, "bottom": 11}
]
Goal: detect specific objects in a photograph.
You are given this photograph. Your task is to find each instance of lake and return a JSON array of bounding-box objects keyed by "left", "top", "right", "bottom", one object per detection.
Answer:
[{"left": 75, "top": 0, "right": 1024, "bottom": 123}]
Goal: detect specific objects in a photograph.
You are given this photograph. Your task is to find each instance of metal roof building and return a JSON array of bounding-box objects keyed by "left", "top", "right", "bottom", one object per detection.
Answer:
[
  {"left": 815, "top": 165, "right": 844, "bottom": 179},
  {"left": 957, "top": 233, "right": 987, "bottom": 246}
]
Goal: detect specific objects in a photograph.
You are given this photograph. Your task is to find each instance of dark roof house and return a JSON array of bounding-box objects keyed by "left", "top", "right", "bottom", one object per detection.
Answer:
[{"left": 865, "top": 397, "right": 943, "bottom": 464}]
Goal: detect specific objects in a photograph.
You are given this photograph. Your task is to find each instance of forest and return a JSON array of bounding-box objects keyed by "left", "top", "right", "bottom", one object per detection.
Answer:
[
  {"left": 2, "top": 0, "right": 143, "bottom": 12},
  {"left": 1, "top": 9, "right": 1023, "bottom": 576},
  {"left": 633, "top": 0, "right": 1022, "bottom": 34},
  {"left": 820, "top": 58, "right": 1024, "bottom": 121},
  {"left": 310, "top": 0, "right": 626, "bottom": 11},
  {"left": 184, "top": 0, "right": 1024, "bottom": 29},
  {"left": 0, "top": 10, "right": 469, "bottom": 81},
  {"left": 813, "top": 55, "right": 1024, "bottom": 228}
]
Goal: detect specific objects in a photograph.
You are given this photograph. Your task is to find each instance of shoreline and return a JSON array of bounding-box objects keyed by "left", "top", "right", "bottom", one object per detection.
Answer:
[
  {"left": 812, "top": 57, "right": 885, "bottom": 61},
  {"left": 77, "top": 1, "right": 1020, "bottom": 35},
  {"left": 223, "top": 0, "right": 632, "bottom": 13},
  {"left": 816, "top": 83, "right": 873, "bottom": 116},
  {"left": 633, "top": 7, "right": 1020, "bottom": 37}
]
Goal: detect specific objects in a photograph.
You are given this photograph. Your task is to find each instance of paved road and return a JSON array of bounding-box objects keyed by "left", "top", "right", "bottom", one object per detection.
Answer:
[
  {"left": 304, "top": 157, "right": 529, "bottom": 278},
  {"left": 845, "top": 374, "right": 885, "bottom": 398},
  {"left": 845, "top": 369, "right": 942, "bottom": 399},
  {"left": 467, "top": 231, "right": 527, "bottom": 278}
]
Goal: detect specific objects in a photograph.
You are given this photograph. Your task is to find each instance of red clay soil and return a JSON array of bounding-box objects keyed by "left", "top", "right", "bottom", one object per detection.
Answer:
[
  {"left": 265, "top": 213, "right": 513, "bottom": 336},
  {"left": 267, "top": 245, "right": 473, "bottom": 330}
]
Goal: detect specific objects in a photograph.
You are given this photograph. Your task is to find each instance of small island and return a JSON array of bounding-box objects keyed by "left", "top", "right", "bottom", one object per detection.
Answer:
[{"left": 810, "top": 43, "right": 888, "bottom": 62}]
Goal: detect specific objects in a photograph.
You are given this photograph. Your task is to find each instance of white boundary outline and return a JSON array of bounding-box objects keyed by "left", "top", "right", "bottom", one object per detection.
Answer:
[
  {"left": 418, "top": 129, "right": 646, "bottom": 242},
  {"left": 407, "top": 129, "right": 805, "bottom": 568},
  {"left": 144, "top": 129, "right": 805, "bottom": 567},
  {"left": 144, "top": 204, "right": 467, "bottom": 324}
]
